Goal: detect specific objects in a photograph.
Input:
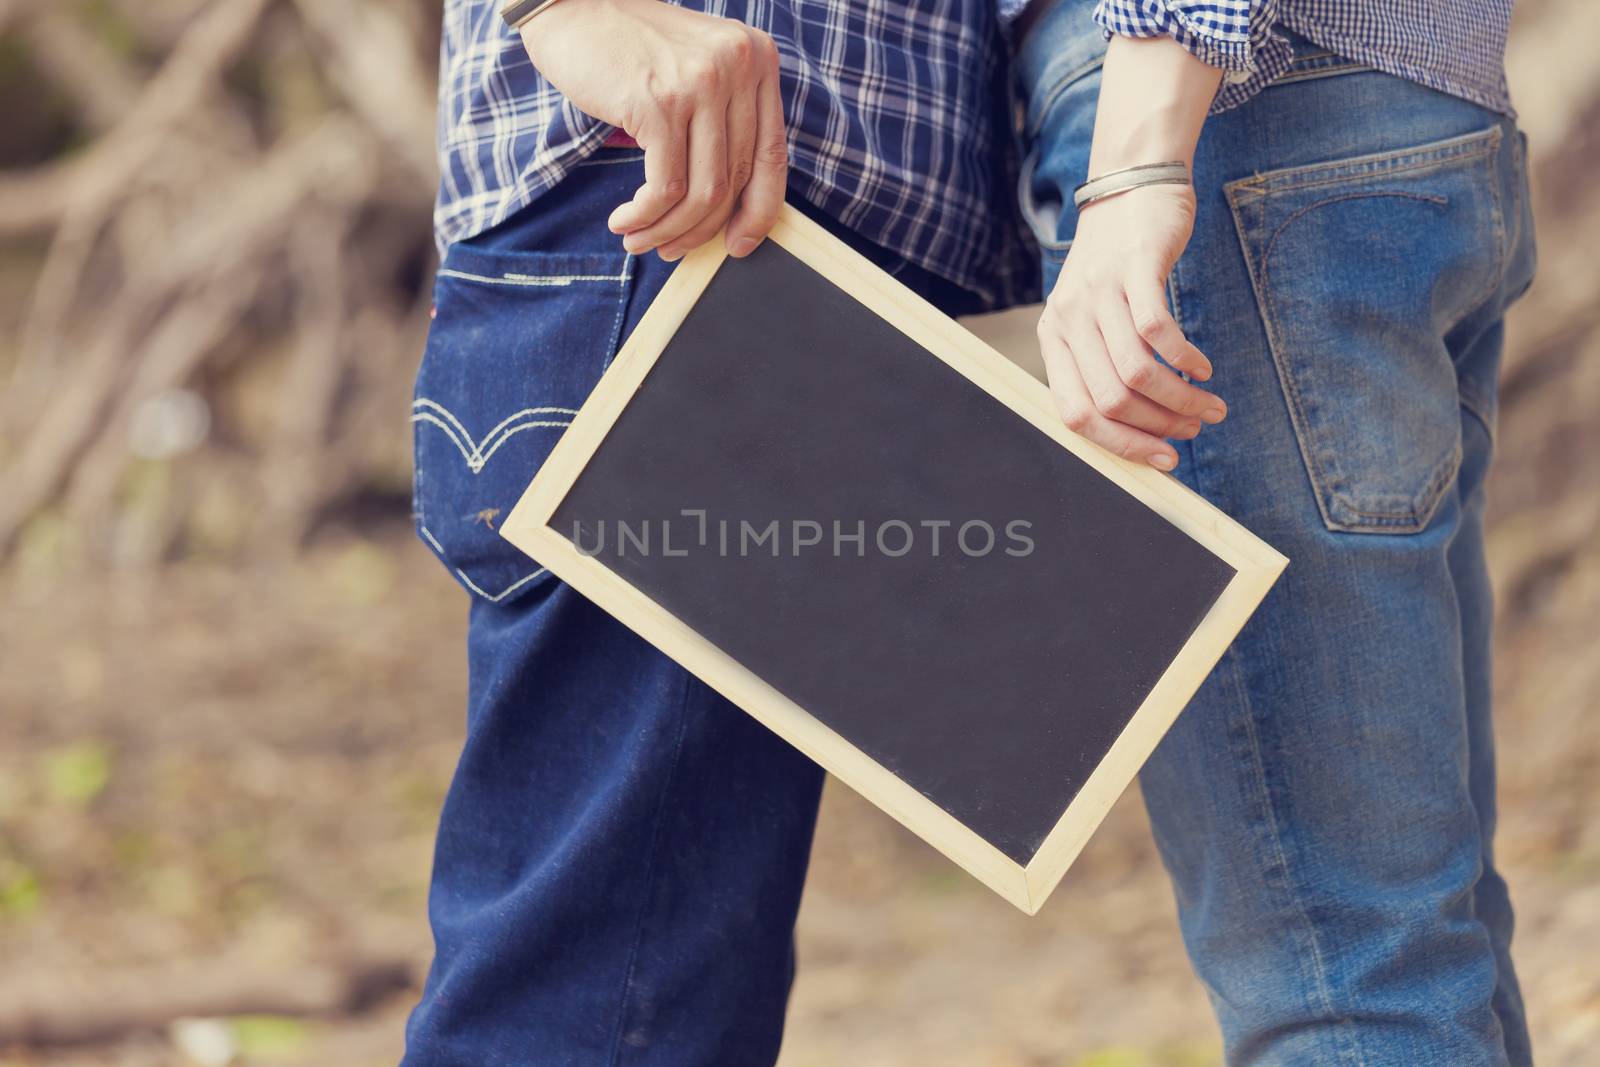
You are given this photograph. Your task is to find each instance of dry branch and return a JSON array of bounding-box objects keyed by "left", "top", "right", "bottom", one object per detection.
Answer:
[
  {"left": 0, "top": 1, "right": 436, "bottom": 559},
  {"left": 0, "top": 954, "right": 417, "bottom": 1050},
  {"left": 0, "top": 116, "right": 383, "bottom": 554},
  {"left": 21, "top": 9, "right": 144, "bottom": 131},
  {"left": 0, "top": 0, "right": 275, "bottom": 237}
]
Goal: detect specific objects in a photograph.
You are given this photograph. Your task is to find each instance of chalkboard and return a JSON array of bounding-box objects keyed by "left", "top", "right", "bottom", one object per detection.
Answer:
[{"left": 502, "top": 205, "right": 1286, "bottom": 913}]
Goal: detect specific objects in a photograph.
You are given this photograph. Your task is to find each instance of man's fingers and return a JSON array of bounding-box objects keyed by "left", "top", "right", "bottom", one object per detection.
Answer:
[
  {"left": 661, "top": 72, "right": 756, "bottom": 259},
  {"left": 658, "top": 183, "right": 739, "bottom": 259},
  {"left": 1038, "top": 318, "right": 1181, "bottom": 470},
  {"left": 607, "top": 28, "right": 780, "bottom": 260},
  {"left": 608, "top": 110, "right": 688, "bottom": 236},
  {"left": 1125, "top": 273, "right": 1212, "bottom": 381},
  {"left": 626, "top": 104, "right": 732, "bottom": 259},
  {"left": 1098, "top": 291, "right": 1225, "bottom": 424},
  {"left": 726, "top": 34, "right": 786, "bottom": 257},
  {"left": 653, "top": 101, "right": 743, "bottom": 258},
  {"left": 723, "top": 65, "right": 759, "bottom": 206}
]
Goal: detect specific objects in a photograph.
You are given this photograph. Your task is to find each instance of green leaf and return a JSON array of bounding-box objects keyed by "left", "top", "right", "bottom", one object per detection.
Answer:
[
  {"left": 228, "top": 1015, "right": 312, "bottom": 1057},
  {"left": 42, "top": 741, "right": 112, "bottom": 807},
  {"left": 1073, "top": 1048, "right": 1146, "bottom": 1067},
  {"left": 0, "top": 862, "right": 42, "bottom": 918}
]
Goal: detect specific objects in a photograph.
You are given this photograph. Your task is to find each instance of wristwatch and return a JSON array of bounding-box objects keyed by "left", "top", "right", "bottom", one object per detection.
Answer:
[{"left": 501, "top": 0, "right": 567, "bottom": 31}]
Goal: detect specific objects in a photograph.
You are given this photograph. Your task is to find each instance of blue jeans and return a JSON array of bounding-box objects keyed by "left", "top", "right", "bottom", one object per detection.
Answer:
[
  {"left": 404, "top": 151, "right": 981, "bottom": 1066},
  {"left": 1017, "top": 5, "right": 1537, "bottom": 1065}
]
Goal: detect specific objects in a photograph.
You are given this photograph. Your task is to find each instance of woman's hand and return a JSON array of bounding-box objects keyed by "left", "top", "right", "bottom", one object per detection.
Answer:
[
  {"left": 1036, "top": 33, "right": 1224, "bottom": 470},
  {"left": 1036, "top": 182, "right": 1222, "bottom": 470},
  {"left": 524, "top": 0, "right": 787, "bottom": 260}
]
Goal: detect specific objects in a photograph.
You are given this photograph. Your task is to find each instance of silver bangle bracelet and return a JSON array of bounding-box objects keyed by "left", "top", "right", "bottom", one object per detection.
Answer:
[
  {"left": 1072, "top": 161, "right": 1190, "bottom": 210},
  {"left": 501, "top": 0, "right": 567, "bottom": 31}
]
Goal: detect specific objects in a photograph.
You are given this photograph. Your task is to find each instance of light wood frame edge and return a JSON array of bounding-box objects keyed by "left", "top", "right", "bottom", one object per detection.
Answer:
[{"left": 501, "top": 204, "right": 1288, "bottom": 915}]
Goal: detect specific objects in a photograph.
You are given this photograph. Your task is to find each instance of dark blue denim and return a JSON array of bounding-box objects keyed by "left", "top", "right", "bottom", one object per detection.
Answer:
[
  {"left": 404, "top": 149, "right": 980, "bottom": 1066},
  {"left": 1017, "top": 6, "right": 1538, "bottom": 1066}
]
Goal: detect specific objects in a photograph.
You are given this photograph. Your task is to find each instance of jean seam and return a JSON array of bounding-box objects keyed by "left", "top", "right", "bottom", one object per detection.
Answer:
[
  {"left": 606, "top": 668, "right": 694, "bottom": 1067},
  {"left": 412, "top": 283, "right": 439, "bottom": 530},
  {"left": 1225, "top": 185, "right": 1343, "bottom": 533},
  {"left": 1170, "top": 269, "right": 1368, "bottom": 1067},
  {"left": 1506, "top": 131, "right": 1528, "bottom": 282},
  {"left": 412, "top": 415, "right": 426, "bottom": 527},
  {"left": 1218, "top": 648, "right": 1370, "bottom": 1067},
  {"left": 602, "top": 253, "right": 637, "bottom": 370},
  {"left": 1459, "top": 394, "right": 1497, "bottom": 445},
  {"left": 1441, "top": 138, "right": 1508, "bottom": 344}
]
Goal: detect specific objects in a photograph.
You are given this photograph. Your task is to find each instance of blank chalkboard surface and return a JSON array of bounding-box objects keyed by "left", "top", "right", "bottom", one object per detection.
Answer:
[{"left": 502, "top": 205, "right": 1286, "bottom": 913}]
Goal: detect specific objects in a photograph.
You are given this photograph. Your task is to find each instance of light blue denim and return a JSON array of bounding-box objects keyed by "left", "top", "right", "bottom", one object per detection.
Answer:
[{"left": 1017, "top": 5, "right": 1537, "bottom": 1065}]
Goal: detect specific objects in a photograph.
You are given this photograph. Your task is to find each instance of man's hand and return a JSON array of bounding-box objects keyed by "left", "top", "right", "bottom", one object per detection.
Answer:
[
  {"left": 1037, "top": 182, "right": 1222, "bottom": 471},
  {"left": 524, "top": 0, "right": 787, "bottom": 260},
  {"left": 1037, "top": 33, "right": 1224, "bottom": 470}
]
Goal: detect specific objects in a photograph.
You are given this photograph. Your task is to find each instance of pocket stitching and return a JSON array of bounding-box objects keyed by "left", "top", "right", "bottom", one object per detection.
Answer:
[
  {"left": 448, "top": 556, "right": 549, "bottom": 602},
  {"left": 411, "top": 399, "right": 580, "bottom": 473},
  {"left": 435, "top": 267, "right": 631, "bottom": 288},
  {"left": 419, "top": 515, "right": 550, "bottom": 603},
  {"left": 411, "top": 401, "right": 576, "bottom": 601},
  {"left": 1229, "top": 126, "right": 1501, "bottom": 202},
  {"left": 1244, "top": 198, "right": 1463, "bottom": 528},
  {"left": 413, "top": 243, "right": 632, "bottom": 604}
]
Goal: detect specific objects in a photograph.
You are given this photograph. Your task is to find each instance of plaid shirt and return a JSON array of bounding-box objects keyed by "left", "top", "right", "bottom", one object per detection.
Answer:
[
  {"left": 435, "top": 1, "right": 1037, "bottom": 310},
  {"left": 1090, "top": 0, "right": 1515, "bottom": 114}
]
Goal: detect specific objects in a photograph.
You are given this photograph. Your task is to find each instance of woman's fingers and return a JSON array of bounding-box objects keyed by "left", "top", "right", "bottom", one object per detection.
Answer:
[
  {"left": 1071, "top": 329, "right": 1203, "bottom": 441},
  {"left": 1124, "top": 272, "right": 1213, "bottom": 382},
  {"left": 725, "top": 34, "right": 786, "bottom": 256},
  {"left": 1036, "top": 183, "right": 1213, "bottom": 458},
  {"left": 1096, "top": 287, "right": 1224, "bottom": 424},
  {"left": 1052, "top": 308, "right": 1202, "bottom": 439},
  {"left": 1038, "top": 317, "right": 1182, "bottom": 470}
]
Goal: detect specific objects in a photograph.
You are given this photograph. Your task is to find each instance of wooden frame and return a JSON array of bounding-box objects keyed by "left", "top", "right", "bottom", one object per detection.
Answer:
[{"left": 501, "top": 204, "right": 1287, "bottom": 915}]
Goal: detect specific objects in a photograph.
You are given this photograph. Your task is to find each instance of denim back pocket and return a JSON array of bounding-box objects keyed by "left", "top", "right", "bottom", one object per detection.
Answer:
[
  {"left": 1018, "top": 146, "right": 1075, "bottom": 282},
  {"left": 412, "top": 243, "right": 634, "bottom": 603},
  {"left": 1225, "top": 126, "right": 1505, "bottom": 534}
]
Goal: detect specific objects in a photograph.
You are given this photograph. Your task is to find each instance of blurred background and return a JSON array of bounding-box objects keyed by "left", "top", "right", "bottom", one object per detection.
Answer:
[{"left": 1, "top": 1, "right": 1596, "bottom": 1065}]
